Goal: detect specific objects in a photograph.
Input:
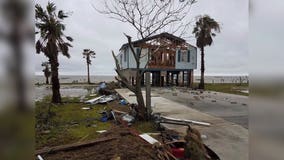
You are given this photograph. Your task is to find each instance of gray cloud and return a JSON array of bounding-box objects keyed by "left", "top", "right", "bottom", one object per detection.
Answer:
[{"left": 35, "top": 0, "right": 248, "bottom": 76}]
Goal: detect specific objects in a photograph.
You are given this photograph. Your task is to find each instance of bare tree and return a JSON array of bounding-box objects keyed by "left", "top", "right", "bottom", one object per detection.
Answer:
[
  {"left": 96, "top": 0, "right": 196, "bottom": 39},
  {"left": 98, "top": 0, "right": 196, "bottom": 120}
]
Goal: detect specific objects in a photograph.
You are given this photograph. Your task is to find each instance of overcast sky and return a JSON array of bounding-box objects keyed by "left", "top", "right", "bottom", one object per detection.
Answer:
[{"left": 35, "top": 0, "right": 248, "bottom": 76}]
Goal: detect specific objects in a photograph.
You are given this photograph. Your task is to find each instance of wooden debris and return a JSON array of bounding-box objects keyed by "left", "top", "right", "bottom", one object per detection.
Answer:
[
  {"left": 35, "top": 136, "right": 117, "bottom": 155},
  {"left": 161, "top": 116, "right": 211, "bottom": 127},
  {"left": 37, "top": 155, "right": 44, "bottom": 160},
  {"left": 112, "top": 109, "right": 127, "bottom": 114},
  {"left": 139, "top": 133, "right": 160, "bottom": 145},
  {"left": 96, "top": 130, "right": 107, "bottom": 133}
]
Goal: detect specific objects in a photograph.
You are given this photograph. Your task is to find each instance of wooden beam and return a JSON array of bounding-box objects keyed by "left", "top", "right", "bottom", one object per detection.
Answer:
[{"left": 35, "top": 137, "right": 118, "bottom": 155}]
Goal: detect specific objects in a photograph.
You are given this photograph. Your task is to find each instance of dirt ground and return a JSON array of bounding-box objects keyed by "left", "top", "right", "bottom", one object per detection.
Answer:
[
  {"left": 108, "top": 100, "right": 131, "bottom": 113},
  {"left": 42, "top": 125, "right": 160, "bottom": 160}
]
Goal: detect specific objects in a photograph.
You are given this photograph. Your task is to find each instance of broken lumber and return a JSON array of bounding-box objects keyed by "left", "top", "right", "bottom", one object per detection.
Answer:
[
  {"left": 161, "top": 116, "right": 211, "bottom": 127},
  {"left": 112, "top": 109, "right": 127, "bottom": 115},
  {"left": 35, "top": 136, "right": 117, "bottom": 155},
  {"left": 139, "top": 133, "right": 160, "bottom": 145}
]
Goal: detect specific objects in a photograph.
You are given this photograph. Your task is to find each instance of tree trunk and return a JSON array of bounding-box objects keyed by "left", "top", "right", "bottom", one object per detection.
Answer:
[
  {"left": 145, "top": 72, "right": 152, "bottom": 120},
  {"left": 199, "top": 47, "right": 205, "bottom": 89},
  {"left": 135, "top": 89, "right": 146, "bottom": 120},
  {"left": 45, "top": 76, "right": 49, "bottom": 84},
  {"left": 50, "top": 56, "right": 61, "bottom": 103},
  {"left": 135, "top": 71, "right": 147, "bottom": 120},
  {"left": 87, "top": 63, "right": 90, "bottom": 84}
]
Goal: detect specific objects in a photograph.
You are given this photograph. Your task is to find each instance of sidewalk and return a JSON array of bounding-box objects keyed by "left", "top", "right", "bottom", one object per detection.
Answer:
[{"left": 115, "top": 88, "right": 248, "bottom": 160}]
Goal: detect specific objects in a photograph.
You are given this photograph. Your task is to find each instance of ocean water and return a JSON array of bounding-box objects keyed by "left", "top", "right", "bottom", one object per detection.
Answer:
[
  {"left": 35, "top": 75, "right": 116, "bottom": 84},
  {"left": 35, "top": 75, "right": 248, "bottom": 84},
  {"left": 34, "top": 75, "right": 248, "bottom": 100}
]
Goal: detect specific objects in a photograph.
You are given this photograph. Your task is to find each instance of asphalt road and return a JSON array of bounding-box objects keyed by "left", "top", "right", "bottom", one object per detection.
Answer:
[{"left": 151, "top": 88, "right": 249, "bottom": 129}]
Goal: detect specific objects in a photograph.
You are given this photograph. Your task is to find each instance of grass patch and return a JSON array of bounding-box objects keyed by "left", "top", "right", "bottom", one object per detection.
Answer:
[
  {"left": 193, "top": 83, "right": 249, "bottom": 96},
  {"left": 132, "top": 121, "right": 157, "bottom": 133},
  {"left": 35, "top": 96, "right": 111, "bottom": 149}
]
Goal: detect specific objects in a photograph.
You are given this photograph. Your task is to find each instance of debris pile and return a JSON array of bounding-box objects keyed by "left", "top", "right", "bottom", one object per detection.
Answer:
[{"left": 37, "top": 126, "right": 174, "bottom": 160}]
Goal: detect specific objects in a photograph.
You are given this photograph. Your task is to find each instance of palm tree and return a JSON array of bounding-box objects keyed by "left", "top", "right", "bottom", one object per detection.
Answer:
[
  {"left": 42, "top": 62, "right": 51, "bottom": 84},
  {"left": 35, "top": 2, "right": 73, "bottom": 103},
  {"left": 193, "top": 15, "right": 220, "bottom": 89},
  {"left": 82, "top": 49, "right": 96, "bottom": 84}
]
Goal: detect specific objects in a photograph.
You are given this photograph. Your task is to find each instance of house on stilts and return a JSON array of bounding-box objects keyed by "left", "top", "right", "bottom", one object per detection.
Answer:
[{"left": 116, "top": 32, "right": 197, "bottom": 87}]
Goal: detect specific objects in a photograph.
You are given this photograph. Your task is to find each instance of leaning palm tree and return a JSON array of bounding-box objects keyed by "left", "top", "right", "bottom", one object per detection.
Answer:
[
  {"left": 42, "top": 61, "right": 51, "bottom": 84},
  {"left": 82, "top": 49, "right": 96, "bottom": 84},
  {"left": 35, "top": 2, "right": 73, "bottom": 103},
  {"left": 193, "top": 15, "right": 220, "bottom": 89}
]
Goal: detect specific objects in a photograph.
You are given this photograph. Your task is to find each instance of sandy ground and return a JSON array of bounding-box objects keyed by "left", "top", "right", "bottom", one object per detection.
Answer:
[{"left": 116, "top": 88, "right": 248, "bottom": 160}]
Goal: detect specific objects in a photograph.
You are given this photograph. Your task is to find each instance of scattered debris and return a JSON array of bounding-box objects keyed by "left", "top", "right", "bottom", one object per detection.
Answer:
[
  {"left": 37, "top": 155, "right": 44, "bottom": 160},
  {"left": 96, "top": 82, "right": 107, "bottom": 92},
  {"left": 201, "top": 134, "right": 207, "bottom": 139},
  {"left": 98, "top": 95, "right": 116, "bottom": 104},
  {"left": 139, "top": 133, "right": 160, "bottom": 145},
  {"left": 85, "top": 96, "right": 103, "bottom": 104},
  {"left": 81, "top": 107, "right": 91, "bottom": 110},
  {"left": 96, "top": 130, "right": 107, "bottom": 133},
  {"left": 85, "top": 95, "right": 117, "bottom": 104},
  {"left": 79, "top": 96, "right": 85, "bottom": 102},
  {"left": 119, "top": 99, "right": 128, "bottom": 105},
  {"left": 41, "top": 126, "right": 162, "bottom": 160},
  {"left": 122, "top": 114, "right": 135, "bottom": 123},
  {"left": 35, "top": 136, "right": 118, "bottom": 156},
  {"left": 112, "top": 109, "right": 127, "bottom": 115},
  {"left": 111, "top": 111, "right": 117, "bottom": 123},
  {"left": 158, "top": 115, "right": 211, "bottom": 127}
]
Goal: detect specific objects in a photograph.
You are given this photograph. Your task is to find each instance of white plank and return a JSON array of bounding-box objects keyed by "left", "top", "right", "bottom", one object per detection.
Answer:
[
  {"left": 139, "top": 133, "right": 160, "bottom": 145},
  {"left": 85, "top": 96, "right": 103, "bottom": 104}
]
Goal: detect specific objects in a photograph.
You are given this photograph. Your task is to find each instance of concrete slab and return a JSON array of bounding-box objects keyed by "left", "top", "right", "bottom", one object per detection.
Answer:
[{"left": 115, "top": 88, "right": 248, "bottom": 160}]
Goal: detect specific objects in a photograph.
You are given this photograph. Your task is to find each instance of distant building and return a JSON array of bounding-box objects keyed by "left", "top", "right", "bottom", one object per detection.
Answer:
[{"left": 116, "top": 32, "right": 197, "bottom": 87}]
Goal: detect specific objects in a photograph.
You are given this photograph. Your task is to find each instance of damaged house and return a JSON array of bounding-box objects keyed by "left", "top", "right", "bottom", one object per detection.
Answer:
[{"left": 116, "top": 32, "right": 197, "bottom": 87}]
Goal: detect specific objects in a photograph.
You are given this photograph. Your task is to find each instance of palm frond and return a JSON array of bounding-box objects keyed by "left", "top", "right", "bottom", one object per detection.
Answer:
[
  {"left": 58, "top": 10, "right": 68, "bottom": 19},
  {"left": 66, "top": 36, "right": 73, "bottom": 42},
  {"left": 193, "top": 15, "right": 220, "bottom": 48},
  {"left": 64, "top": 42, "right": 73, "bottom": 47},
  {"left": 58, "top": 43, "right": 70, "bottom": 58},
  {"left": 35, "top": 4, "right": 48, "bottom": 20},
  {"left": 36, "top": 2, "right": 72, "bottom": 59},
  {"left": 46, "top": 2, "right": 56, "bottom": 15},
  {"left": 36, "top": 40, "right": 42, "bottom": 54}
]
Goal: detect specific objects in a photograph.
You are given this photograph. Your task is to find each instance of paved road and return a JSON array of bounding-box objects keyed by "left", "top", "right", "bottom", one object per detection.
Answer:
[
  {"left": 151, "top": 87, "right": 249, "bottom": 129},
  {"left": 116, "top": 88, "right": 248, "bottom": 160}
]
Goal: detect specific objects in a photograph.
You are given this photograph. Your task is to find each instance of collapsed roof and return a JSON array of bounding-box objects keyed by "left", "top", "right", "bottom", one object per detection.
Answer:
[{"left": 120, "top": 32, "right": 195, "bottom": 50}]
